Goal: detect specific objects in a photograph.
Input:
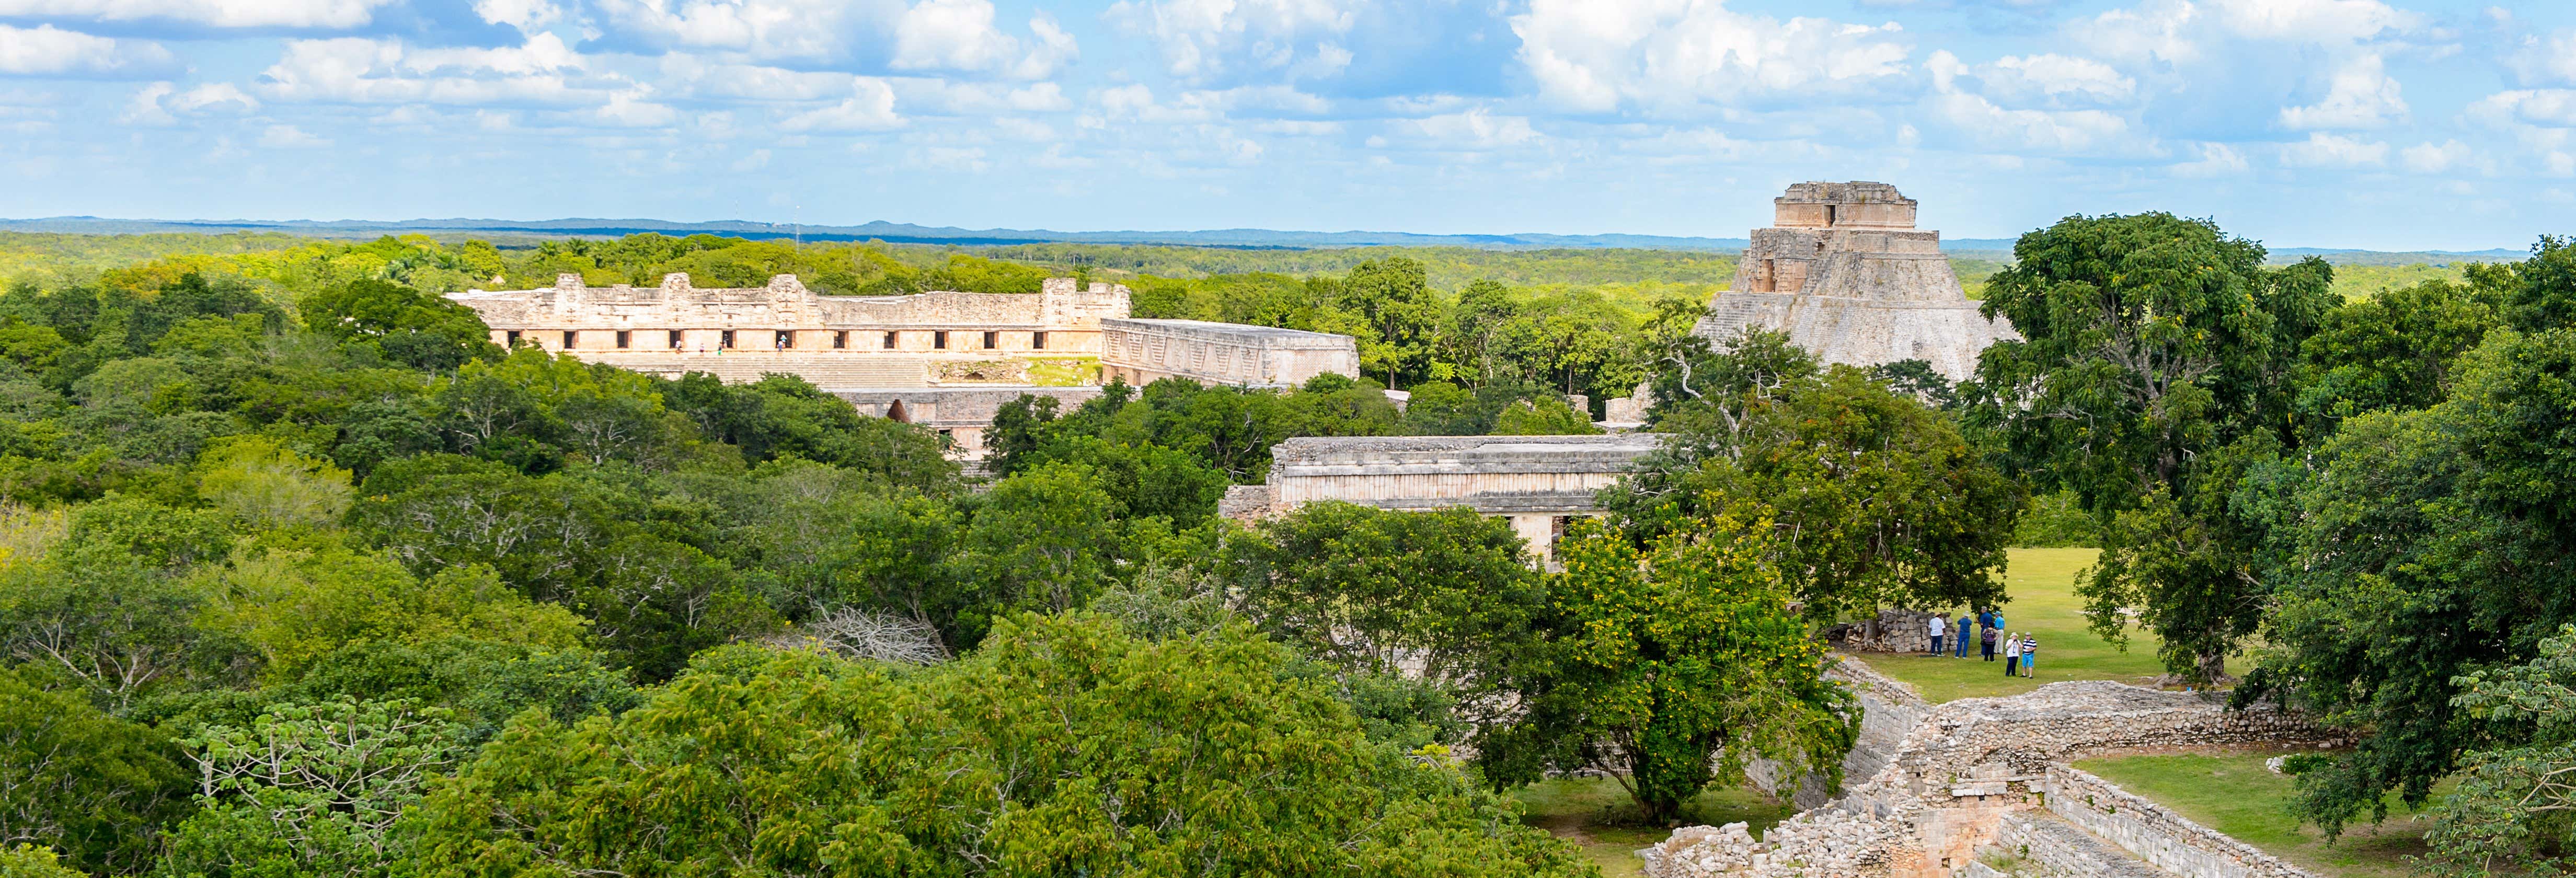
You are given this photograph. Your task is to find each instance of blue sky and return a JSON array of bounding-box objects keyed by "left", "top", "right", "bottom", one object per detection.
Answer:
[{"left": 0, "top": 0, "right": 2569, "bottom": 250}]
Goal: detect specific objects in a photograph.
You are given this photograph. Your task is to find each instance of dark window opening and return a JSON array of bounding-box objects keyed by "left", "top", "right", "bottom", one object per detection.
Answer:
[
  {"left": 778, "top": 330, "right": 795, "bottom": 350},
  {"left": 1825, "top": 204, "right": 1838, "bottom": 227},
  {"left": 505, "top": 330, "right": 521, "bottom": 346},
  {"left": 882, "top": 331, "right": 898, "bottom": 349},
  {"left": 561, "top": 330, "right": 577, "bottom": 349},
  {"left": 832, "top": 330, "right": 847, "bottom": 349},
  {"left": 982, "top": 330, "right": 998, "bottom": 349},
  {"left": 615, "top": 330, "right": 631, "bottom": 349},
  {"left": 669, "top": 329, "right": 684, "bottom": 349},
  {"left": 887, "top": 400, "right": 910, "bottom": 422},
  {"left": 934, "top": 331, "right": 948, "bottom": 350},
  {"left": 721, "top": 329, "right": 736, "bottom": 349},
  {"left": 1032, "top": 331, "right": 1047, "bottom": 350}
]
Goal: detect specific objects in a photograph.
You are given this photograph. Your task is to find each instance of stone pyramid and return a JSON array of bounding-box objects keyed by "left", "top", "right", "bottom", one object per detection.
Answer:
[{"left": 1694, "top": 181, "right": 2017, "bottom": 382}]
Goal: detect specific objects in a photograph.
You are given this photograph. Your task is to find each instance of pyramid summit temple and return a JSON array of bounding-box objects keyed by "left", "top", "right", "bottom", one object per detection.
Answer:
[{"left": 1694, "top": 181, "right": 2017, "bottom": 382}]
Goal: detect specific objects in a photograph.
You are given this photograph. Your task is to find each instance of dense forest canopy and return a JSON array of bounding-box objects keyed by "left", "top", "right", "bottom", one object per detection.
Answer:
[{"left": 2, "top": 225, "right": 2574, "bottom": 877}]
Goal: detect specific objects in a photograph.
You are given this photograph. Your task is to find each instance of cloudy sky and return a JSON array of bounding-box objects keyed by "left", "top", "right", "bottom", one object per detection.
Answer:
[{"left": 0, "top": 0, "right": 2567, "bottom": 250}]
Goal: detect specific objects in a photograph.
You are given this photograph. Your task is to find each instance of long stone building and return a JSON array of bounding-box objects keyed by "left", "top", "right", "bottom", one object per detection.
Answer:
[
  {"left": 446, "top": 272, "right": 1365, "bottom": 457},
  {"left": 448, "top": 273, "right": 1131, "bottom": 387},
  {"left": 1220, "top": 434, "right": 1664, "bottom": 565},
  {"left": 1101, "top": 318, "right": 1359, "bottom": 387},
  {"left": 1695, "top": 182, "right": 2017, "bottom": 382}
]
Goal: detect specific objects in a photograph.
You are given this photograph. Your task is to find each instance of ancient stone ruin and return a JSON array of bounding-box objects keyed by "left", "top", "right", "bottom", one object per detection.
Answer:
[
  {"left": 1696, "top": 182, "right": 2018, "bottom": 382},
  {"left": 1643, "top": 660, "right": 2343, "bottom": 878},
  {"left": 1102, "top": 318, "right": 1360, "bottom": 388},
  {"left": 1220, "top": 434, "right": 1664, "bottom": 565}
]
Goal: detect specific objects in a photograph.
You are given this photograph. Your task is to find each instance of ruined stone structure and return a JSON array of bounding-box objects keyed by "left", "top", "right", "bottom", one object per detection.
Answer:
[
  {"left": 447, "top": 274, "right": 1130, "bottom": 387},
  {"left": 1643, "top": 660, "right": 2342, "bottom": 878},
  {"left": 1100, "top": 318, "right": 1360, "bottom": 387},
  {"left": 835, "top": 386, "right": 1103, "bottom": 458},
  {"left": 1696, "top": 182, "right": 2017, "bottom": 382},
  {"left": 1220, "top": 434, "right": 1663, "bottom": 564}
]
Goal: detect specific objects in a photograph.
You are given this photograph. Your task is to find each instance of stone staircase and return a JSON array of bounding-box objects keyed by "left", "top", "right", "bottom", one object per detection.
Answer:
[
  {"left": 579, "top": 353, "right": 929, "bottom": 388},
  {"left": 1977, "top": 811, "right": 2172, "bottom": 878}
]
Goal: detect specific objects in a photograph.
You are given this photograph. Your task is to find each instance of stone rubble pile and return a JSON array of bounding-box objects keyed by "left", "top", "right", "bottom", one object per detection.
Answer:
[{"left": 1641, "top": 805, "right": 1907, "bottom": 878}]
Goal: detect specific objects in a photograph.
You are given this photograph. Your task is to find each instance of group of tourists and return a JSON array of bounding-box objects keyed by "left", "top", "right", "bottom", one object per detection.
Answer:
[{"left": 1925, "top": 610, "right": 2037, "bottom": 677}]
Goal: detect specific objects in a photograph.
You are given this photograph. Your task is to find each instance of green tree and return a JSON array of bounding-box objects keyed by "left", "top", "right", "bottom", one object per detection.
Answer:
[
  {"left": 1226, "top": 502, "right": 1544, "bottom": 709},
  {"left": 297, "top": 279, "right": 498, "bottom": 373},
  {"left": 2294, "top": 278, "right": 2499, "bottom": 436},
  {"left": 1490, "top": 395, "right": 1602, "bottom": 435},
  {"left": 1623, "top": 337, "right": 2021, "bottom": 622},
  {"left": 402, "top": 616, "right": 1590, "bottom": 878},
  {"left": 0, "top": 669, "right": 191, "bottom": 875},
  {"left": 194, "top": 437, "right": 355, "bottom": 530},
  {"left": 1481, "top": 517, "right": 1856, "bottom": 825},
  {"left": 2424, "top": 624, "right": 2576, "bottom": 876},
  {"left": 1969, "top": 213, "right": 2334, "bottom": 683},
  {"left": 163, "top": 699, "right": 462, "bottom": 878},
  {"left": 1337, "top": 257, "right": 1441, "bottom": 388}
]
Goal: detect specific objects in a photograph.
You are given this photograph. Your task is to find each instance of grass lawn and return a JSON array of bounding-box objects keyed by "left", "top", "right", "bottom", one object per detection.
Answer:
[
  {"left": 1515, "top": 778, "right": 1793, "bottom": 878},
  {"left": 2077, "top": 752, "right": 2435, "bottom": 878},
  {"left": 1852, "top": 547, "right": 2183, "bottom": 702}
]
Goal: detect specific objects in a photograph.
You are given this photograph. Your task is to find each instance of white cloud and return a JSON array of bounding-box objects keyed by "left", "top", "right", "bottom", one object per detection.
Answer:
[
  {"left": 2204, "top": 0, "right": 2416, "bottom": 43},
  {"left": 0, "top": 23, "right": 171, "bottom": 76},
  {"left": 1396, "top": 108, "right": 1541, "bottom": 150},
  {"left": 2470, "top": 90, "right": 2576, "bottom": 129},
  {"left": 590, "top": 0, "right": 904, "bottom": 64},
  {"left": 592, "top": 88, "right": 678, "bottom": 126},
  {"left": 893, "top": 79, "right": 1070, "bottom": 114},
  {"left": 2076, "top": 0, "right": 2202, "bottom": 65},
  {"left": 256, "top": 34, "right": 590, "bottom": 105},
  {"left": 1986, "top": 54, "right": 2135, "bottom": 105},
  {"left": 2280, "top": 131, "right": 2388, "bottom": 167},
  {"left": 2173, "top": 142, "right": 2251, "bottom": 176},
  {"left": 120, "top": 80, "right": 256, "bottom": 123},
  {"left": 1511, "top": 0, "right": 1911, "bottom": 113},
  {"left": 2279, "top": 53, "right": 2406, "bottom": 130},
  {"left": 2507, "top": 29, "right": 2576, "bottom": 88},
  {"left": 257, "top": 123, "right": 329, "bottom": 148},
  {"left": 2400, "top": 139, "right": 2471, "bottom": 174},
  {"left": 1925, "top": 51, "right": 2135, "bottom": 153},
  {"left": 780, "top": 77, "right": 902, "bottom": 131},
  {"left": 473, "top": 0, "right": 561, "bottom": 30},
  {"left": 0, "top": 0, "right": 397, "bottom": 28},
  {"left": 892, "top": 0, "right": 1073, "bottom": 79},
  {"left": 1108, "top": 0, "right": 1356, "bottom": 82}
]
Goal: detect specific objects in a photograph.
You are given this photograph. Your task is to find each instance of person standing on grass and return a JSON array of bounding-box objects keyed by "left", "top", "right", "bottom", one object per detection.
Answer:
[
  {"left": 1957, "top": 614, "right": 1973, "bottom": 657},
  {"left": 1981, "top": 622, "right": 1998, "bottom": 661},
  {"left": 1929, "top": 613, "right": 1947, "bottom": 656},
  {"left": 2020, "top": 633, "right": 2038, "bottom": 677},
  {"left": 2003, "top": 632, "right": 2022, "bottom": 677}
]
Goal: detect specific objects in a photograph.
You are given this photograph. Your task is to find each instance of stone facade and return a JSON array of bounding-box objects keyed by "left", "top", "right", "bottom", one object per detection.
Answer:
[
  {"left": 1694, "top": 182, "right": 2018, "bottom": 382},
  {"left": 834, "top": 386, "right": 1104, "bottom": 458},
  {"left": 449, "top": 274, "right": 1131, "bottom": 383},
  {"left": 1220, "top": 434, "right": 1663, "bottom": 565},
  {"left": 1099, "top": 318, "right": 1359, "bottom": 387},
  {"left": 2038, "top": 765, "right": 2314, "bottom": 878},
  {"left": 1643, "top": 669, "right": 2343, "bottom": 878}
]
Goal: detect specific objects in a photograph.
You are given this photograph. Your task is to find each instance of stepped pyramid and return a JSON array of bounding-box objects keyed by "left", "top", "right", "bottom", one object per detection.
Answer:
[{"left": 1694, "top": 181, "right": 2016, "bottom": 382}]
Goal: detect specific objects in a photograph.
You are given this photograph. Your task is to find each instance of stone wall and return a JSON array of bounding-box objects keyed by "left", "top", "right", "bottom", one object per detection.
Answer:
[
  {"left": 1224, "top": 434, "right": 1665, "bottom": 565},
  {"left": 1987, "top": 812, "right": 2166, "bottom": 878},
  {"left": 834, "top": 386, "right": 1102, "bottom": 458},
  {"left": 1752, "top": 657, "right": 1933, "bottom": 810},
  {"left": 1098, "top": 318, "right": 1358, "bottom": 387},
  {"left": 1646, "top": 679, "right": 2344, "bottom": 878},
  {"left": 2041, "top": 765, "right": 2315, "bottom": 878}
]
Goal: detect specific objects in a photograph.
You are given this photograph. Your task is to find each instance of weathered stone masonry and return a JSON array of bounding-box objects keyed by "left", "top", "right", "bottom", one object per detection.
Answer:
[
  {"left": 1695, "top": 182, "right": 2018, "bottom": 383},
  {"left": 1220, "top": 434, "right": 1662, "bottom": 565}
]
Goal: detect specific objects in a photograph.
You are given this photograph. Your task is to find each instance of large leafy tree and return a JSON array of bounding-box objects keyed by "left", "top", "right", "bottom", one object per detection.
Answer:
[
  {"left": 402, "top": 615, "right": 1591, "bottom": 878},
  {"left": 1623, "top": 328, "right": 2021, "bottom": 622},
  {"left": 1480, "top": 516, "right": 1856, "bottom": 826},
  {"left": 1969, "top": 212, "right": 2335, "bottom": 683},
  {"left": 2246, "top": 324, "right": 2576, "bottom": 836},
  {"left": 1225, "top": 502, "right": 1545, "bottom": 714},
  {"left": 2425, "top": 624, "right": 2576, "bottom": 876},
  {"left": 0, "top": 668, "right": 192, "bottom": 875},
  {"left": 298, "top": 279, "right": 500, "bottom": 373}
]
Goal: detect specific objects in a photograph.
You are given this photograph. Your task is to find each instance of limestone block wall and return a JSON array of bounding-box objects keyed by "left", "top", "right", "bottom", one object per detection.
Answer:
[
  {"left": 2041, "top": 765, "right": 2315, "bottom": 878},
  {"left": 1987, "top": 812, "right": 2168, "bottom": 878},
  {"left": 1099, "top": 318, "right": 1358, "bottom": 387},
  {"left": 1752, "top": 656, "right": 1933, "bottom": 810}
]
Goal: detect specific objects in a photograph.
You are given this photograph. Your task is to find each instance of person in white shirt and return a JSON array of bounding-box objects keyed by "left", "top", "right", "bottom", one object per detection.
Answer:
[
  {"left": 1928, "top": 614, "right": 1948, "bottom": 656},
  {"left": 2004, "top": 632, "right": 2023, "bottom": 677}
]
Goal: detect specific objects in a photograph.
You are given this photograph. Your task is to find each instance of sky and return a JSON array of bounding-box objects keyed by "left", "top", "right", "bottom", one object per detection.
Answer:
[{"left": 0, "top": 0, "right": 2570, "bottom": 251}]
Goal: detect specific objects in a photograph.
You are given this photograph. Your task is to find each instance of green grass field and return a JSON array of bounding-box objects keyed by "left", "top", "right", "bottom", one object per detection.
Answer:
[
  {"left": 1852, "top": 548, "right": 2180, "bottom": 702},
  {"left": 2077, "top": 752, "right": 2434, "bottom": 878},
  {"left": 1514, "top": 778, "right": 1792, "bottom": 877}
]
